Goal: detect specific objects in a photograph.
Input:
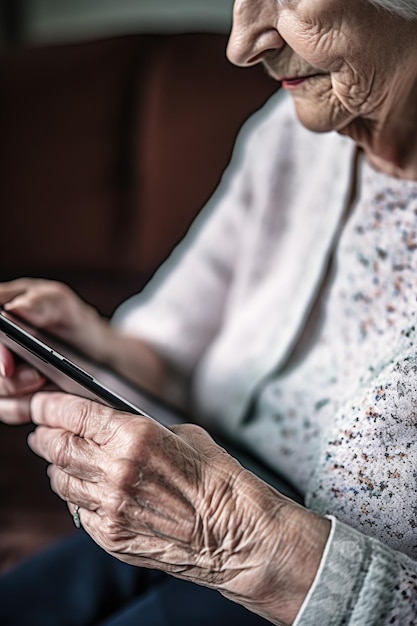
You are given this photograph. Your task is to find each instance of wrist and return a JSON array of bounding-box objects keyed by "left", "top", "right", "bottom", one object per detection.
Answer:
[
  {"left": 222, "top": 473, "right": 330, "bottom": 625},
  {"left": 267, "top": 506, "right": 331, "bottom": 625}
]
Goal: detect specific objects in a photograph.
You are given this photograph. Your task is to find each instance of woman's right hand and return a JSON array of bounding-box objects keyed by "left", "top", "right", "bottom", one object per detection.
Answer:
[{"left": 0, "top": 278, "right": 108, "bottom": 424}]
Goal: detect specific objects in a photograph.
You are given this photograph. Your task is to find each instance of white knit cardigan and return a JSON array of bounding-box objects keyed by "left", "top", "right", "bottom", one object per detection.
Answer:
[
  {"left": 114, "top": 92, "right": 355, "bottom": 422},
  {"left": 113, "top": 92, "right": 417, "bottom": 625}
]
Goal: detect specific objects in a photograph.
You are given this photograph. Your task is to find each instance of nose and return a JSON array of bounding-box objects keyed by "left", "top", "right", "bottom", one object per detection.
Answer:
[{"left": 226, "top": 0, "right": 284, "bottom": 67}]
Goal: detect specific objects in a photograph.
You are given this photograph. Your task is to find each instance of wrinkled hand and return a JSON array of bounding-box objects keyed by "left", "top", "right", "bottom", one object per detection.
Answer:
[
  {"left": 28, "top": 391, "right": 330, "bottom": 625},
  {"left": 0, "top": 279, "right": 168, "bottom": 415},
  {"left": 0, "top": 341, "right": 46, "bottom": 424},
  {"left": 0, "top": 278, "right": 105, "bottom": 424},
  {"left": 0, "top": 278, "right": 105, "bottom": 357}
]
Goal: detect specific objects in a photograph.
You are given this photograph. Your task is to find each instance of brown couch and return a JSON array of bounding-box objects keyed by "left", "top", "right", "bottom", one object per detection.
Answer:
[{"left": 0, "top": 32, "right": 277, "bottom": 573}]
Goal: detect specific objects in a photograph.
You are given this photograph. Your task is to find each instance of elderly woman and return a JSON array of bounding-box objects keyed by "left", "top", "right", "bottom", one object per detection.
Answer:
[{"left": 1, "top": 0, "right": 417, "bottom": 624}]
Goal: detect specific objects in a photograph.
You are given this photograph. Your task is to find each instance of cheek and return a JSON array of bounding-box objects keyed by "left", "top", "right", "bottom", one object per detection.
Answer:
[
  {"left": 292, "top": 84, "right": 353, "bottom": 133},
  {"left": 282, "top": 21, "right": 378, "bottom": 115},
  {"left": 330, "top": 62, "right": 382, "bottom": 117},
  {"left": 279, "top": 12, "right": 347, "bottom": 72}
]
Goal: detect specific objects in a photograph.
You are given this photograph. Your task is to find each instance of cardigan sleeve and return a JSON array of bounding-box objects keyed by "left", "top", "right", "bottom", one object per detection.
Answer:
[
  {"left": 111, "top": 97, "right": 274, "bottom": 377},
  {"left": 294, "top": 516, "right": 417, "bottom": 625},
  {"left": 112, "top": 163, "right": 250, "bottom": 374}
]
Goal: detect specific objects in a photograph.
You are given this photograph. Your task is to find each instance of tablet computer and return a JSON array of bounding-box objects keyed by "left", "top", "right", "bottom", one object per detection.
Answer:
[
  {"left": 0, "top": 309, "right": 304, "bottom": 497},
  {"left": 0, "top": 308, "right": 181, "bottom": 427}
]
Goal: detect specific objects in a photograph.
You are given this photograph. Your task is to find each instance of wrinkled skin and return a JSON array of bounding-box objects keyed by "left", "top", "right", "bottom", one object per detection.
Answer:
[
  {"left": 0, "top": 278, "right": 166, "bottom": 425},
  {"left": 1, "top": 1, "right": 417, "bottom": 623},
  {"left": 227, "top": 0, "right": 417, "bottom": 178},
  {"left": 4, "top": 0, "right": 417, "bottom": 617},
  {"left": 28, "top": 392, "right": 329, "bottom": 625},
  {"left": 0, "top": 278, "right": 101, "bottom": 424},
  {"left": 0, "top": 279, "right": 330, "bottom": 624}
]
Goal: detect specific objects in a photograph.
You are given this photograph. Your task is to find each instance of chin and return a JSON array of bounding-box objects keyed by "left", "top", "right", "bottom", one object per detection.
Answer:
[
  {"left": 292, "top": 96, "right": 352, "bottom": 135},
  {"left": 292, "top": 101, "right": 336, "bottom": 133}
]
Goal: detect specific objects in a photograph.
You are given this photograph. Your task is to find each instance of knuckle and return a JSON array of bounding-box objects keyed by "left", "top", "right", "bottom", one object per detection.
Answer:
[
  {"left": 68, "top": 398, "right": 93, "bottom": 436},
  {"left": 54, "top": 431, "right": 77, "bottom": 468},
  {"left": 50, "top": 468, "right": 71, "bottom": 499},
  {"left": 108, "top": 457, "right": 139, "bottom": 490},
  {"left": 136, "top": 418, "right": 161, "bottom": 449},
  {"left": 41, "top": 281, "right": 74, "bottom": 307},
  {"left": 105, "top": 499, "right": 126, "bottom": 524},
  {"left": 113, "top": 418, "right": 153, "bottom": 459},
  {"left": 99, "top": 519, "right": 124, "bottom": 552},
  {"left": 46, "top": 281, "right": 68, "bottom": 299},
  {"left": 103, "top": 460, "right": 142, "bottom": 521}
]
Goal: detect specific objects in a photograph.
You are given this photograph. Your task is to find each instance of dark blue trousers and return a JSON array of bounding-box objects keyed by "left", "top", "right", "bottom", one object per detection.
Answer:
[{"left": 0, "top": 531, "right": 271, "bottom": 626}]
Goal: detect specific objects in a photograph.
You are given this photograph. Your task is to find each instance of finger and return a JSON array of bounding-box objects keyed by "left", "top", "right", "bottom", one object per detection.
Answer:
[
  {"left": 67, "top": 503, "right": 101, "bottom": 531},
  {"left": 30, "top": 391, "right": 144, "bottom": 444},
  {"left": 47, "top": 465, "right": 102, "bottom": 513},
  {"left": 0, "top": 364, "right": 46, "bottom": 397},
  {"left": 67, "top": 506, "right": 98, "bottom": 534},
  {"left": 3, "top": 281, "right": 71, "bottom": 329},
  {"left": 0, "top": 395, "right": 32, "bottom": 424},
  {"left": 0, "top": 343, "right": 15, "bottom": 377},
  {"left": 27, "top": 424, "right": 104, "bottom": 481},
  {"left": 70, "top": 507, "right": 198, "bottom": 574},
  {"left": 0, "top": 278, "right": 34, "bottom": 306}
]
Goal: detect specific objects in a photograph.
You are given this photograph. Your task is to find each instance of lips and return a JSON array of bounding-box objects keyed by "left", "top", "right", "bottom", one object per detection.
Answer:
[
  {"left": 279, "top": 73, "right": 325, "bottom": 89},
  {"left": 281, "top": 77, "right": 308, "bottom": 88},
  {"left": 263, "top": 60, "right": 327, "bottom": 87}
]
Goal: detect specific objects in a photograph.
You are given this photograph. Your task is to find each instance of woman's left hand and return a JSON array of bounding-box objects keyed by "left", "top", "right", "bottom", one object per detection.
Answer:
[{"left": 28, "top": 391, "right": 330, "bottom": 626}]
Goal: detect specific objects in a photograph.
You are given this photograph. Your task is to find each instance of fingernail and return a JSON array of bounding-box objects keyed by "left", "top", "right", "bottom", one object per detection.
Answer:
[{"left": 0, "top": 363, "right": 6, "bottom": 377}]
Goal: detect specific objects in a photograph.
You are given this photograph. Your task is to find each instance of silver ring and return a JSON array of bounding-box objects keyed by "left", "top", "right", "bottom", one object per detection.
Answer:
[{"left": 73, "top": 505, "right": 81, "bottom": 529}]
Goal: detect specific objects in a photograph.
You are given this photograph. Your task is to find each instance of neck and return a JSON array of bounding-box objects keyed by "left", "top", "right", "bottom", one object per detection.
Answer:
[
  {"left": 340, "top": 47, "right": 417, "bottom": 180},
  {"left": 363, "top": 118, "right": 417, "bottom": 180}
]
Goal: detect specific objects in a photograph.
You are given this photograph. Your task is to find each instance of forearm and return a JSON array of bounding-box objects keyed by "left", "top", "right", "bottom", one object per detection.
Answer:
[
  {"left": 240, "top": 506, "right": 330, "bottom": 626},
  {"left": 214, "top": 470, "right": 331, "bottom": 626},
  {"left": 227, "top": 497, "right": 417, "bottom": 626},
  {"left": 88, "top": 317, "right": 169, "bottom": 398}
]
